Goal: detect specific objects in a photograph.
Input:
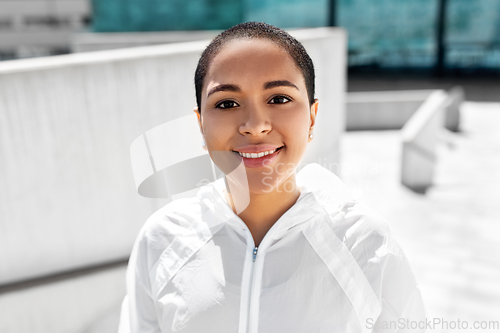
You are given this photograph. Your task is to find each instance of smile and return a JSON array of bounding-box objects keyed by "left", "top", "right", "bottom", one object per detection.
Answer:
[{"left": 235, "top": 146, "right": 283, "bottom": 158}]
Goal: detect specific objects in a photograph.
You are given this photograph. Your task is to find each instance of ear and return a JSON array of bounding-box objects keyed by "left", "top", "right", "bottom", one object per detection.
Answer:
[
  {"left": 193, "top": 106, "right": 203, "bottom": 134},
  {"left": 308, "top": 99, "right": 318, "bottom": 142}
]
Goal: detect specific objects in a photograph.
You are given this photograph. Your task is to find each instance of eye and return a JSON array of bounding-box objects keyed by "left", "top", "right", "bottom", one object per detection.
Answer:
[
  {"left": 216, "top": 100, "right": 239, "bottom": 109},
  {"left": 268, "top": 95, "right": 291, "bottom": 104}
]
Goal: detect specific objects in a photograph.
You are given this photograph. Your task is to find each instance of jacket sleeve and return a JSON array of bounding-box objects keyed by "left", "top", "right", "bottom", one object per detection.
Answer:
[
  {"left": 372, "top": 238, "right": 426, "bottom": 333},
  {"left": 118, "top": 228, "right": 162, "bottom": 333}
]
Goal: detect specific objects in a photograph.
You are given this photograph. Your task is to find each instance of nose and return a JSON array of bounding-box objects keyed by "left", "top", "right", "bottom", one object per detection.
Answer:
[{"left": 238, "top": 104, "right": 272, "bottom": 136}]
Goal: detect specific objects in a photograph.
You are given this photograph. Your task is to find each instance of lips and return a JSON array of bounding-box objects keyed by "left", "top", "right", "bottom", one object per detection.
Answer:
[{"left": 233, "top": 144, "right": 284, "bottom": 154}]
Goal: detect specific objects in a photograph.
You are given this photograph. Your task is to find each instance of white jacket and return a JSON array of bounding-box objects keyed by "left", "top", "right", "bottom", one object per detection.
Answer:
[{"left": 118, "top": 163, "right": 425, "bottom": 333}]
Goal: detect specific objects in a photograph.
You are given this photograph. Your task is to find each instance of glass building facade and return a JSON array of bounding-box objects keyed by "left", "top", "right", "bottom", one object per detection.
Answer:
[
  {"left": 338, "top": 0, "right": 500, "bottom": 71},
  {"left": 91, "top": 0, "right": 500, "bottom": 71}
]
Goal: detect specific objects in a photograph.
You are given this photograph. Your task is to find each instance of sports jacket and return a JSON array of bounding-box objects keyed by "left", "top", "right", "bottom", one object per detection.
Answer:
[{"left": 118, "top": 163, "right": 425, "bottom": 333}]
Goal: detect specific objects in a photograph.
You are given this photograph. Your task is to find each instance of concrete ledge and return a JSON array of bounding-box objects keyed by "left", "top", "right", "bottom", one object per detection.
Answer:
[
  {"left": 401, "top": 90, "right": 450, "bottom": 193},
  {"left": 71, "top": 31, "right": 221, "bottom": 53},
  {"left": 346, "top": 90, "right": 434, "bottom": 131},
  {"left": 346, "top": 88, "right": 464, "bottom": 132},
  {"left": 445, "top": 86, "right": 464, "bottom": 132}
]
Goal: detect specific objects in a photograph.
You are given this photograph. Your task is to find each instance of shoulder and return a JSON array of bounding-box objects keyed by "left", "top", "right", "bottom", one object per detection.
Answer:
[
  {"left": 144, "top": 196, "right": 203, "bottom": 237},
  {"left": 337, "top": 202, "right": 394, "bottom": 249},
  {"left": 332, "top": 201, "right": 422, "bottom": 306},
  {"left": 132, "top": 196, "right": 205, "bottom": 269},
  {"left": 332, "top": 201, "right": 404, "bottom": 269},
  {"left": 297, "top": 163, "right": 400, "bottom": 263}
]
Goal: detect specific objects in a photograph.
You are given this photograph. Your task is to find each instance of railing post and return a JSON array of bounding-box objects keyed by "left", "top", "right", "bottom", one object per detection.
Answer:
[
  {"left": 328, "top": 0, "right": 337, "bottom": 27},
  {"left": 435, "top": 0, "right": 448, "bottom": 77}
]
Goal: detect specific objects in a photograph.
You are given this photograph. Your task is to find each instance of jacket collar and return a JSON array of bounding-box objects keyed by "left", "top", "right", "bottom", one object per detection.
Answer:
[
  {"left": 196, "top": 163, "right": 357, "bottom": 240},
  {"left": 296, "top": 163, "right": 357, "bottom": 215}
]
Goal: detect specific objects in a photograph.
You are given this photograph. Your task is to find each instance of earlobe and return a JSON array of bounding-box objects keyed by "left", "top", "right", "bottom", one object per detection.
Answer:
[{"left": 308, "top": 100, "right": 318, "bottom": 143}]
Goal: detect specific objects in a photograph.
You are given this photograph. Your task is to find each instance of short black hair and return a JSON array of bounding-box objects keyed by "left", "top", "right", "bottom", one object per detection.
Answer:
[{"left": 194, "top": 22, "right": 315, "bottom": 112}]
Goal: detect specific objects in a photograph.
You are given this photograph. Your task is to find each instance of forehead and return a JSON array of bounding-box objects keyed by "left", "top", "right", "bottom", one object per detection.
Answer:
[{"left": 204, "top": 38, "right": 304, "bottom": 90}]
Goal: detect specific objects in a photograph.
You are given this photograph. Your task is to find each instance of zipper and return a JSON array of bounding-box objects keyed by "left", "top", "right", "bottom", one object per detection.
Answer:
[
  {"left": 246, "top": 246, "right": 260, "bottom": 332},
  {"left": 252, "top": 246, "right": 258, "bottom": 262},
  {"left": 246, "top": 246, "right": 258, "bottom": 332},
  {"left": 241, "top": 216, "right": 291, "bottom": 332},
  {"left": 243, "top": 243, "right": 257, "bottom": 333}
]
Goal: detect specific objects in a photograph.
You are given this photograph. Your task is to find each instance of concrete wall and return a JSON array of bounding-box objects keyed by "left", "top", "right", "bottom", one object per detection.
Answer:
[
  {"left": 0, "top": 40, "right": 207, "bottom": 286},
  {"left": 0, "top": 264, "right": 126, "bottom": 333},
  {"left": 0, "top": 27, "right": 346, "bottom": 333}
]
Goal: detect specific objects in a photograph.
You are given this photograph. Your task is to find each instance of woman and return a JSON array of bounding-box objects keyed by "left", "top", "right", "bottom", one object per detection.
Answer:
[{"left": 119, "top": 22, "right": 425, "bottom": 333}]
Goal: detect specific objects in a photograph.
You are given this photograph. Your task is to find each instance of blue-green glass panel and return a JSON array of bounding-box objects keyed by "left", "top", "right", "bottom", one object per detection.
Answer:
[
  {"left": 338, "top": 0, "right": 438, "bottom": 68},
  {"left": 92, "top": 0, "right": 242, "bottom": 32},
  {"left": 92, "top": 0, "right": 330, "bottom": 32},
  {"left": 244, "top": 0, "right": 329, "bottom": 29},
  {"left": 446, "top": 0, "right": 500, "bottom": 68}
]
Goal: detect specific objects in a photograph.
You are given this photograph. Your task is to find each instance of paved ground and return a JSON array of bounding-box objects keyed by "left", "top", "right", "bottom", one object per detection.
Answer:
[{"left": 339, "top": 101, "right": 500, "bottom": 332}]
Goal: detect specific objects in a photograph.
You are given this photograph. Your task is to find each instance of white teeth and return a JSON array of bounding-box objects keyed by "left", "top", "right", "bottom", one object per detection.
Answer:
[{"left": 237, "top": 148, "right": 280, "bottom": 158}]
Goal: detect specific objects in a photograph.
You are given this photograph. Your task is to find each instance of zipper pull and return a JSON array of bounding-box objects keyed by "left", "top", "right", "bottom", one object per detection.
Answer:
[{"left": 252, "top": 246, "right": 258, "bottom": 262}]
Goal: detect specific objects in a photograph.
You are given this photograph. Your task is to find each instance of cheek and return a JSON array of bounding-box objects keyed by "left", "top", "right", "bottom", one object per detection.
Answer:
[
  {"left": 277, "top": 111, "right": 310, "bottom": 143},
  {"left": 203, "top": 114, "right": 234, "bottom": 147}
]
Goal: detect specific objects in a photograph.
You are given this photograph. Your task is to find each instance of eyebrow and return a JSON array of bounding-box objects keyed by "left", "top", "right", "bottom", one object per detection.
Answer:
[
  {"left": 207, "top": 80, "right": 299, "bottom": 98},
  {"left": 207, "top": 84, "right": 240, "bottom": 98},
  {"left": 263, "top": 80, "right": 299, "bottom": 91}
]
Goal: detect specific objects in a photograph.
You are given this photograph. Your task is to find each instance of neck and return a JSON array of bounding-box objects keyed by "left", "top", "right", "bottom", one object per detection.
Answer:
[{"left": 224, "top": 173, "right": 301, "bottom": 247}]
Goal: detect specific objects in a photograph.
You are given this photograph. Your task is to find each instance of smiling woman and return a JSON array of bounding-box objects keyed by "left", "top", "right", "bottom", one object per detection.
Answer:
[
  {"left": 119, "top": 22, "right": 426, "bottom": 333},
  {"left": 196, "top": 36, "right": 317, "bottom": 245}
]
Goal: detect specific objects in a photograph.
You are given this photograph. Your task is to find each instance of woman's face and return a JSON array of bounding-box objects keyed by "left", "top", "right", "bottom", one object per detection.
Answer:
[{"left": 195, "top": 38, "right": 318, "bottom": 195}]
